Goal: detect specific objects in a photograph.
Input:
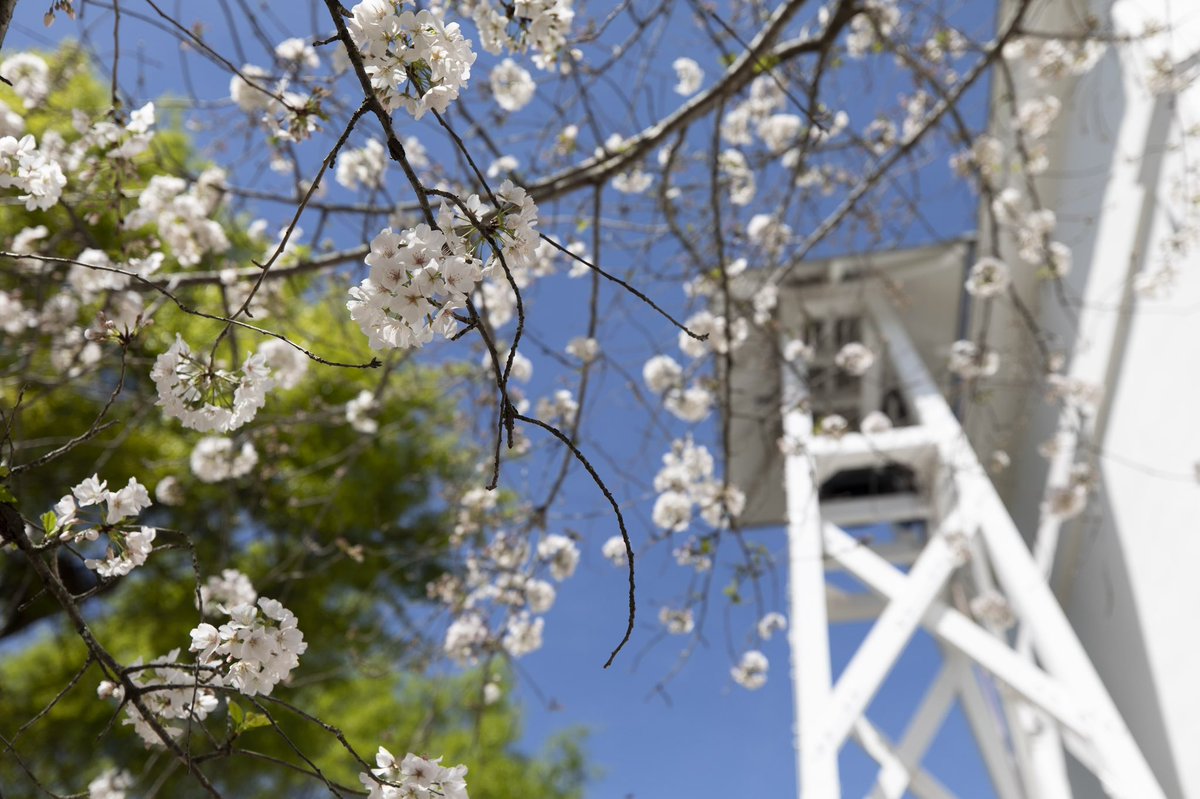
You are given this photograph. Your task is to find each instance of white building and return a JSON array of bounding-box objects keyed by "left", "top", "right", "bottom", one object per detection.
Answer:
[{"left": 729, "top": 1, "right": 1200, "bottom": 795}]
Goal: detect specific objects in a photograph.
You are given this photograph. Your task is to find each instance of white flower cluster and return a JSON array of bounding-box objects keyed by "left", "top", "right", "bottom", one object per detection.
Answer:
[
  {"left": 1016, "top": 95, "right": 1061, "bottom": 142},
  {"left": 537, "top": 534, "right": 580, "bottom": 580},
  {"left": 611, "top": 166, "right": 652, "bottom": 195},
  {"left": 349, "top": 221, "right": 482, "bottom": 349},
  {"left": 731, "top": 649, "right": 769, "bottom": 690},
  {"left": 190, "top": 436, "right": 259, "bottom": 483},
  {"left": 535, "top": 388, "right": 579, "bottom": 427},
  {"left": 673, "top": 535, "right": 712, "bottom": 572},
  {"left": 0, "top": 290, "right": 35, "bottom": 335},
  {"left": 846, "top": 0, "right": 901, "bottom": 58},
  {"left": 474, "top": 236, "right": 559, "bottom": 328},
  {"left": 863, "top": 117, "right": 898, "bottom": 155},
  {"left": 336, "top": 138, "right": 388, "bottom": 190},
  {"left": 360, "top": 747, "right": 469, "bottom": 799},
  {"left": 989, "top": 186, "right": 1070, "bottom": 273},
  {"left": 275, "top": 37, "right": 319, "bottom": 72},
  {"left": 189, "top": 596, "right": 307, "bottom": 697},
  {"left": 198, "top": 568, "right": 258, "bottom": 615},
  {"left": 450, "top": 485, "right": 499, "bottom": 543},
  {"left": 1044, "top": 373, "right": 1102, "bottom": 413},
  {"left": 969, "top": 590, "right": 1016, "bottom": 630},
  {"left": 348, "top": 180, "right": 537, "bottom": 349},
  {"left": 0, "top": 133, "right": 67, "bottom": 211},
  {"left": 66, "top": 102, "right": 156, "bottom": 179},
  {"left": 672, "top": 57, "right": 704, "bottom": 96},
  {"left": 151, "top": 335, "right": 274, "bottom": 432},
  {"left": 642, "top": 353, "right": 714, "bottom": 423},
  {"left": 1041, "top": 464, "right": 1096, "bottom": 522},
  {"left": 87, "top": 768, "right": 132, "bottom": 799},
  {"left": 652, "top": 437, "right": 745, "bottom": 532},
  {"left": 860, "top": 410, "right": 894, "bottom": 434},
  {"left": 659, "top": 606, "right": 695, "bottom": 635},
  {"left": 948, "top": 340, "right": 999, "bottom": 380},
  {"left": 601, "top": 535, "right": 629, "bottom": 567},
  {"left": 469, "top": 0, "right": 574, "bottom": 70},
  {"left": 106, "top": 648, "right": 222, "bottom": 746},
  {"left": 834, "top": 342, "right": 875, "bottom": 376},
  {"left": 229, "top": 64, "right": 273, "bottom": 114},
  {"left": 746, "top": 213, "right": 793, "bottom": 255},
  {"left": 678, "top": 308, "right": 749, "bottom": 359},
  {"left": 950, "top": 133, "right": 1004, "bottom": 184},
  {"left": 228, "top": 63, "right": 324, "bottom": 142},
  {"left": 721, "top": 75, "right": 786, "bottom": 146},
  {"left": 125, "top": 172, "right": 230, "bottom": 267},
  {"left": 964, "top": 256, "right": 1010, "bottom": 298},
  {"left": 565, "top": 335, "right": 599, "bottom": 363},
  {"left": 757, "top": 612, "right": 787, "bottom": 641},
  {"left": 435, "top": 530, "right": 578, "bottom": 664},
  {"left": 487, "top": 154, "right": 519, "bottom": 178},
  {"left": 1005, "top": 37, "right": 1107, "bottom": 83},
  {"left": 490, "top": 58, "right": 536, "bottom": 112},
  {"left": 757, "top": 113, "right": 803, "bottom": 154},
  {"left": 0, "top": 53, "right": 50, "bottom": 108},
  {"left": 61, "top": 247, "right": 159, "bottom": 305},
  {"left": 82, "top": 288, "right": 149, "bottom": 345},
  {"left": 51, "top": 474, "right": 155, "bottom": 578},
  {"left": 0, "top": 98, "right": 22, "bottom": 138},
  {"left": 920, "top": 27, "right": 967, "bottom": 65},
  {"left": 257, "top": 338, "right": 309, "bottom": 389},
  {"left": 719, "top": 149, "right": 757, "bottom": 206},
  {"left": 347, "top": 0, "right": 477, "bottom": 120},
  {"left": 346, "top": 389, "right": 381, "bottom": 433}
]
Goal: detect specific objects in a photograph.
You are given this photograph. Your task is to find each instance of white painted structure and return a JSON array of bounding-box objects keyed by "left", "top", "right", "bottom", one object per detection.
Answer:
[{"left": 728, "top": 1, "right": 1200, "bottom": 795}]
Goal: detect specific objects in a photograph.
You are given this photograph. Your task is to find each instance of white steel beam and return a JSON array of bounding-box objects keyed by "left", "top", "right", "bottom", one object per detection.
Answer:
[
  {"left": 806, "top": 427, "right": 938, "bottom": 484},
  {"left": 950, "top": 656, "right": 1026, "bottom": 799},
  {"left": 783, "top": 360, "right": 840, "bottom": 797},
  {"left": 820, "top": 492, "right": 930, "bottom": 528},
  {"left": 1010, "top": 699, "right": 1074, "bottom": 799},
  {"left": 869, "top": 663, "right": 959, "bottom": 799},
  {"left": 852, "top": 717, "right": 957, "bottom": 799}
]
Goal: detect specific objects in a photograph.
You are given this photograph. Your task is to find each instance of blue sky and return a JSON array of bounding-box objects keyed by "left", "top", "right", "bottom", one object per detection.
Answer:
[{"left": 3, "top": 1, "right": 1003, "bottom": 796}]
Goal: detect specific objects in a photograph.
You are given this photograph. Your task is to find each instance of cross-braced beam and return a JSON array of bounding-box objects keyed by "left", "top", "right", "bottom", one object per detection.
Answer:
[{"left": 779, "top": 287, "right": 1166, "bottom": 798}]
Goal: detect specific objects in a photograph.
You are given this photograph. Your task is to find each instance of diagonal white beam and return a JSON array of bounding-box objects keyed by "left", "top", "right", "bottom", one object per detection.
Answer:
[
  {"left": 822, "top": 527, "right": 962, "bottom": 751},
  {"left": 960, "top": 535, "right": 1073, "bottom": 799},
  {"left": 1007, "top": 698, "right": 1074, "bottom": 799},
  {"left": 853, "top": 717, "right": 957, "bottom": 799},
  {"left": 869, "top": 662, "right": 959, "bottom": 799},
  {"left": 824, "top": 523, "right": 1091, "bottom": 738},
  {"left": 950, "top": 655, "right": 1026, "bottom": 799}
]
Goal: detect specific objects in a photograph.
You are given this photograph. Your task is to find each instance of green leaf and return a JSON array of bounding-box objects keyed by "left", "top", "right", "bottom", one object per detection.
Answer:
[
  {"left": 239, "top": 711, "right": 271, "bottom": 733},
  {"left": 751, "top": 55, "right": 780, "bottom": 75},
  {"left": 228, "top": 701, "right": 272, "bottom": 735},
  {"left": 0, "top": 485, "right": 16, "bottom": 505},
  {"left": 41, "top": 511, "right": 57, "bottom": 536}
]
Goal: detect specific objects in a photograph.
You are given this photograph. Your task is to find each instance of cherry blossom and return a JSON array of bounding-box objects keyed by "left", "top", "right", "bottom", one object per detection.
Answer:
[
  {"left": 731, "top": 649, "right": 769, "bottom": 690},
  {"left": 151, "top": 336, "right": 275, "bottom": 432}
]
